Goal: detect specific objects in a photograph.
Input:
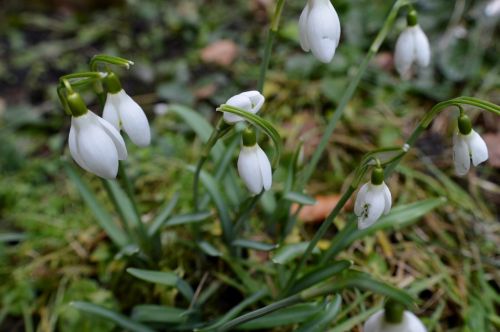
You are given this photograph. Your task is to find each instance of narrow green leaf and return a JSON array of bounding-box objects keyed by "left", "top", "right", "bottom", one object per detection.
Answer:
[
  {"left": 218, "top": 105, "right": 282, "bottom": 168},
  {"left": 284, "top": 192, "right": 317, "bottom": 206},
  {"left": 196, "top": 289, "right": 268, "bottom": 331},
  {"left": 328, "top": 306, "right": 380, "bottom": 332},
  {"left": 168, "top": 104, "right": 224, "bottom": 160},
  {"left": 236, "top": 303, "right": 323, "bottom": 330},
  {"left": 165, "top": 211, "right": 212, "bottom": 227},
  {"left": 232, "top": 239, "right": 278, "bottom": 252},
  {"left": 272, "top": 242, "right": 320, "bottom": 265},
  {"left": 187, "top": 166, "right": 233, "bottom": 243},
  {"left": 131, "top": 305, "right": 187, "bottom": 323},
  {"left": 328, "top": 270, "right": 414, "bottom": 309},
  {"left": 127, "top": 268, "right": 194, "bottom": 301},
  {"left": 70, "top": 301, "right": 154, "bottom": 332},
  {"left": 289, "top": 260, "right": 352, "bottom": 294},
  {"left": 198, "top": 241, "right": 222, "bottom": 257},
  {"left": 295, "top": 295, "right": 342, "bottom": 332},
  {"left": 148, "top": 192, "right": 180, "bottom": 236},
  {"left": 103, "top": 179, "right": 143, "bottom": 236},
  {"left": 63, "top": 162, "right": 129, "bottom": 247}
]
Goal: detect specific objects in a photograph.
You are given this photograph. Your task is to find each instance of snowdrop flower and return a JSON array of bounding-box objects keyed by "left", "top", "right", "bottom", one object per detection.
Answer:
[
  {"left": 485, "top": 0, "right": 500, "bottom": 17},
  {"left": 452, "top": 114, "right": 488, "bottom": 176},
  {"left": 237, "top": 128, "right": 272, "bottom": 195},
  {"left": 223, "top": 91, "right": 265, "bottom": 124},
  {"left": 299, "top": 0, "right": 341, "bottom": 63},
  {"left": 354, "top": 166, "right": 391, "bottom": 230},
  {"left": 364, "top": 310, "right": 427, "bottom": 332},
  {"left": 394, "top": 10, "right": 431, "bottom": 77},
  {"left": 103, "top": 72, "right": 151, "bottom": 147},
  {"left": 66, "top": 91, "right": 127, "bottom": 179}
]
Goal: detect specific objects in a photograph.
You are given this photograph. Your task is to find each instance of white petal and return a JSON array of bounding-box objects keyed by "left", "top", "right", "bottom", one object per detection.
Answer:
[
  {"left": 394, "top": 27, "right": 415, "bottom": 76},
  {"left": 403, "top": 311, "right": 427, "bottom": 332},
  {"left": 382, "top": 182, "right": 392, "bottom": 215},
  {"left": 453, "top": 132, "right": 471, "bottom": 176},
  {"left": 354, "top": 183, "right": 370, "bottom": 216},
  {"left": 413, "top": 25, "right": 431, "bottom": 67},
  {"left": 91, "top": 112, "right": 128, "bottom": 160},
  {"left": 305, "top": 0, "right": 340, "bottom": 63},
  {"left": 237, "top": 146, "right": 263, "bottom": 195},
  {"left": 69, "top": 120, "right": 92, "bottom": 173},
  {"left": 299, "top": 2, "right": 311, "bottom": 51},
  {"left": 240, "top": 90, "right": 265, "bottom": 114},
  {"left": 357, "top": 184, "right": 386, "bottom": 230},
  {"left": 102, "top": 93, "right": 121, "bottom": 130},
  {"left": 223, "top": 94, "right": 252, "bottom": 124},
  {"left": 363, "top": 310, "right": 384, "bottom": 332},
  {"left": 255, "top": 145, "right": 272, "bottom": 191},
  {"left": 75, "top": 116, "right": 119, "bottom": 179},
  {"left": 465, "top": 130, "right": 489, "bottom": 166},
  {"left": 116, "top": 90, "right": 151, "bottom": 147}
]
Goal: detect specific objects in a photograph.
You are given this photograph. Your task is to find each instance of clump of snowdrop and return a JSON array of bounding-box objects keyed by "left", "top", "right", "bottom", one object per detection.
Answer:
[
  {"left": 394, "top": 10, "right": 431, "bottom": 78},
  {"left": 223, "top": 91, "right": 265, "bottom": 124},
  {"left": 364, "top": 300, "right": 427, "bottom": 332},
  {"left": 103, "top": 72, "right": 151, "bottom": 147},
  {"left": 354, "top": 166, "right": 392, "bottom": 229},
  {"left": 452, "top": 113, "right": 489, "bottom": 176},
  {"left": 67, "top": 91, "right": 127, "bottom": 179},
  {"left": 237, "top": 128, "right": 272, "bottom": 195},
  {"left": 299, "top": 0, "right": 341, "bottom": 63}
]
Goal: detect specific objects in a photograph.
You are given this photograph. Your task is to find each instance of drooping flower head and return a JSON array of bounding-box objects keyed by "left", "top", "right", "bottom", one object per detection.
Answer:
[
  {"left": 394, "top": 10, "right": 431, "bottom": 77},
  {"left": 103, "top": 72, "right": 151, "bottom": 147},
  {"left": 452, "top": 113, "right": 488, "bottom": 176},
  {"left": 237, "top": 128, "right": 272, "bottom": 195},
  {"left": 354, "top": 166, "right": 392, "bottom": 229},
  {"left": 364, "top": 300, "right": 427, "bottom": 332},
  {"left": 223, "top": 91, "right": 265, "bottom": 124},
  {"left": 67, "top": 91, "right": 127, "bottom": 179},
  {"left": 299, "top": 0, "right": 341, "bottom": 63}
]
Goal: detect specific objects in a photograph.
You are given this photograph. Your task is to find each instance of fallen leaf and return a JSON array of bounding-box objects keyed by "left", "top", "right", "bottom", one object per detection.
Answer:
[
  {"left": 483, "top": 133, "right": 500, "bottom": 168},
  {"left": 201, "top": 40, "right": 238, "bottom": 67},
  {"left": 292, "top": 194, "right": 353, "bottom": 223}
]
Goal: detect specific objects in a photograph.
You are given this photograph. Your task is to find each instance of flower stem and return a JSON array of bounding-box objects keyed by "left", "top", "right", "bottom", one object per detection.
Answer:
[
  {"left": 193, "top": 119, "right": 230, "bottom": 211},
  {"left": 257, "top": 0, "right": 286, "bottom": 92},
  {"left": 298, "top": 0, "right": 409, "bottom": 188}
]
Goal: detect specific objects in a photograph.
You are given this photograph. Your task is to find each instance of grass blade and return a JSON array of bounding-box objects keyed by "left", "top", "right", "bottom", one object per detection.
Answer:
[
  {"left": 70, "top": 301, "right": 155, "bottom": 332},
  {"left": 127, "top": 268, "right": 194, "bottom": 301},
  {"left": 63, "top": 162, "right": 129, "bottom": 247}
]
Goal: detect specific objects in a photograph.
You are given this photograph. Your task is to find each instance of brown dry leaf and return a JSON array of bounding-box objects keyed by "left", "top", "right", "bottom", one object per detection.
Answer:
[
  {"left": 200, "top": 40, "right": 238, "bottom": 67},
  {"left": 483, "top": 133, "right": 500, "bottom": 168},
  {"left": 194, "top": 83, "right": 217, "bottom": 100},
  {"left": 293, "top": 194, "right": 353, "bottom": 224}
]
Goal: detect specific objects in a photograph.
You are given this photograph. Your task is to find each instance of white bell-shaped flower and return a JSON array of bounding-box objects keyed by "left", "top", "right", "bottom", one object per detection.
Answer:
[
  {"left": 364, "top": 310, "right": 427, "bottom": 332},
  {"left": 394, "top": 11, "right": 430, "bottom": 77},
  {"left": 223, "top": 91, "right": 265, "bottom": 124},
  {"left": 69, "top": 111, "right": 128, "bottom": 179},
  {"left": 453, "top": 130, "right": 489, "bottom": 176},
  {"left": 354, "top": 167, "right": 391, "bottom": 230},
  {"left": 103, "top": 72, "right": 150, "bottom": 147},
  {"left": 237, "top": 128, "right": 272, "bottom": 195},
  {"left": 299, "top": 0, "right": 341, "bottom": 63}
]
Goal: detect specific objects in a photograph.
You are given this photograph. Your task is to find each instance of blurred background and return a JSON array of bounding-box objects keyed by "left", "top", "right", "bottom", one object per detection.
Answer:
[{"left": 0, "top": 0, "right": 499, "bottom": 331}]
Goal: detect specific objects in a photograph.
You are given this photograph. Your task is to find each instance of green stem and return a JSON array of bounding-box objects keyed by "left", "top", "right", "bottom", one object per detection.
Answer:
[
  {"left": 233, "top": 193, "right": 263, "bottom": 235},
  {"left": 281, "top": 185, "right": 357, "bottom": 295},
  {"left": 193, "top": 119, "right": 230, "bottom": 211},
  {"left": 257, "top": 0, "right": 286, "bottom": 92},
  {"left": 219, "top": 287, "right": 342, "bottom": 331},
  {"left": 299, "top": 0, "right": 409, "bottom": 188}
]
